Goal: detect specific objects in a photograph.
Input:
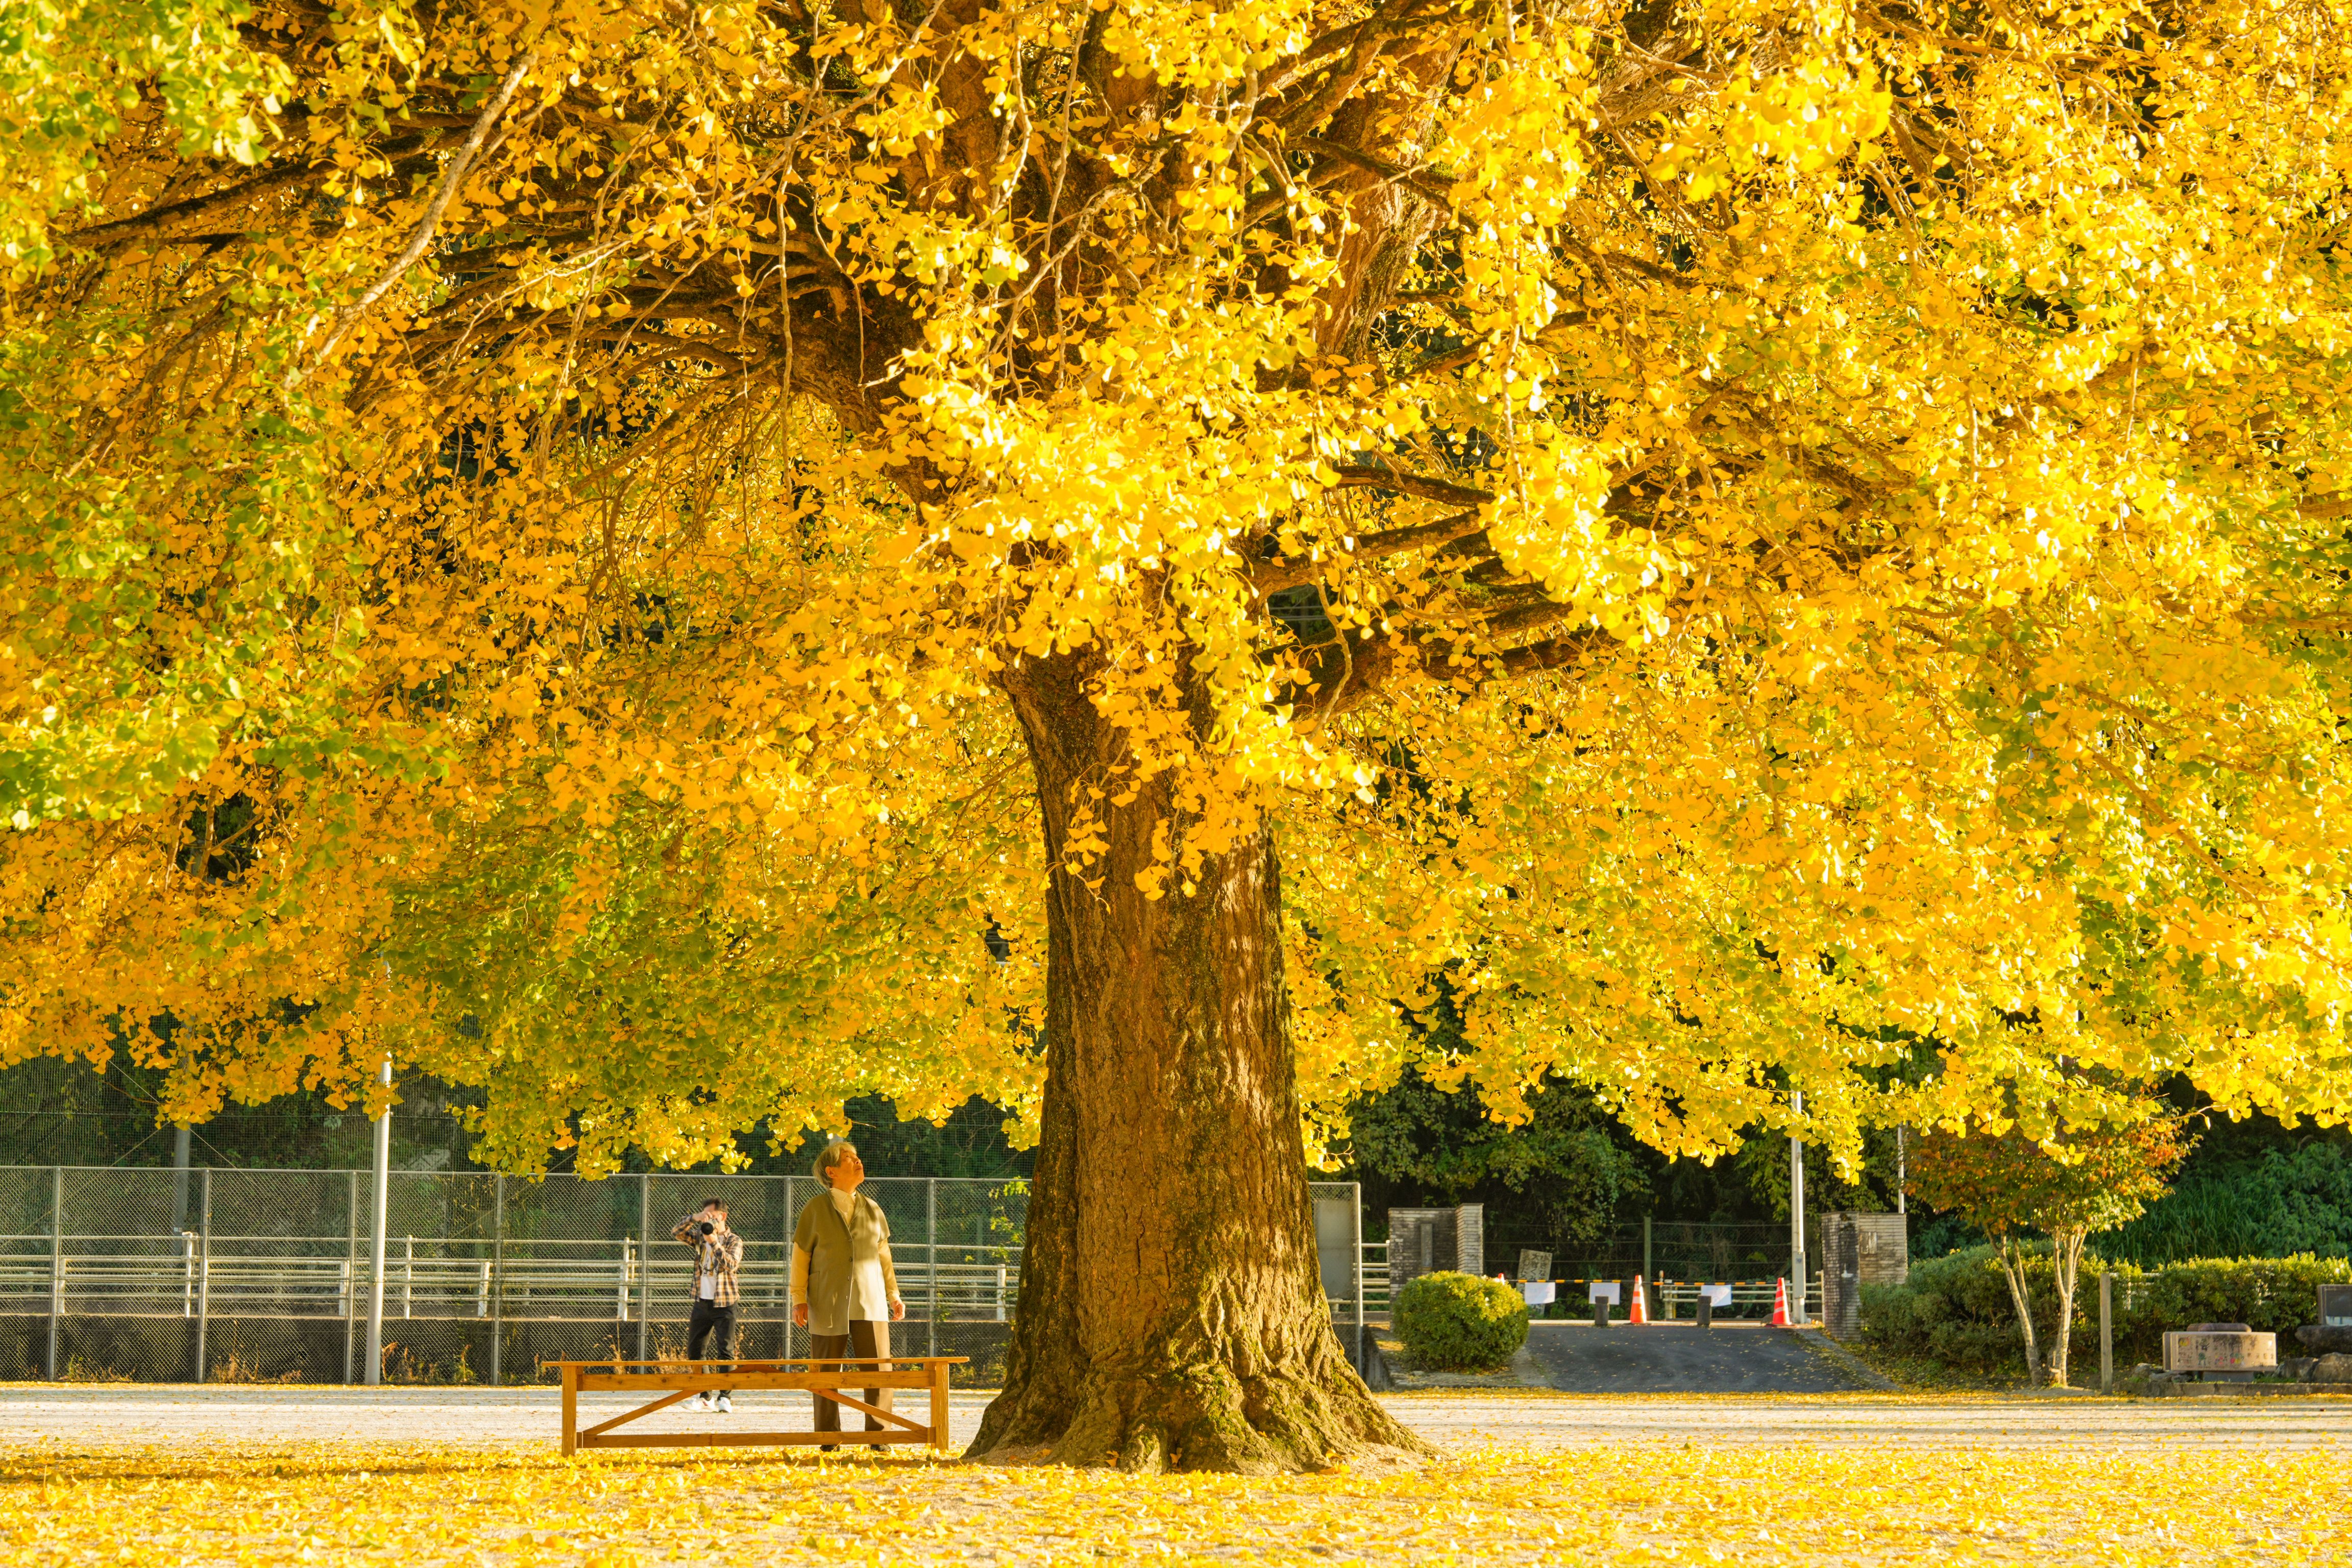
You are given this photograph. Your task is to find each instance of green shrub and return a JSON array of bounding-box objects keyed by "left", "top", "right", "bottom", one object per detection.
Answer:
[
  {"left": 1393, "top": 1271, "right": 1528, "bottom": 1369},
  {"left": 1861, "top": 1246, "right": 2352, "bottom": 1376}
]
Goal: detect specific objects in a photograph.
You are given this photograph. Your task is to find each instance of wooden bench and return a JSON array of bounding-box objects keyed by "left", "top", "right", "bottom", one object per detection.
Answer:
[{"left": 553, "top": 1356, "right": 967, "bottom": 1456}]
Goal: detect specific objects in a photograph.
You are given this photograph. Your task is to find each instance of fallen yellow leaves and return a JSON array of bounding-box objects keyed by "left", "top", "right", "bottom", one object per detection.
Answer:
[{"left": 4, "top": 1440, "right": 2342, "bottom": 1565}]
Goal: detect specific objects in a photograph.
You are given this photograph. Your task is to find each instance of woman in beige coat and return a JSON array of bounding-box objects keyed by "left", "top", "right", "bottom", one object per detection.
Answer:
[{"left": 791, "top": 1140, "right": 904, "bottom": 1448}]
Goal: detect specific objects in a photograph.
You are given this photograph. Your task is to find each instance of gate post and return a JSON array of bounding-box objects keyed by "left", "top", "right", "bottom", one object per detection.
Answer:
[
  {"left": 2099, "top": 1271, "right": 2114, "bottom": 1394},
  {"left": 193, "top": 1169, "right": 212, "bottom": 1382},
  {"left": 45, "top": 1167, "right": 62, "bottom": 1380},
  {"left": 637, "top": 1173, "right": 652, "bottom": 1363},
  {"left": 1351, "top": 1184, "right": 1365, "bottom": 1372},
  {"left": 345, "top": 1170, "right": 360, "bottom": 1383},
  {"left": 783, "top": 1175, "right": 800, "bottom": 1361},
  {"left": 489, "top": 1174, "right": 506, "bottom": 1386}
]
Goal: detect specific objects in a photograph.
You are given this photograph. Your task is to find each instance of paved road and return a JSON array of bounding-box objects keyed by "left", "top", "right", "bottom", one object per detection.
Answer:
[
  {"left": 0, "top": 1383, "right": 2343, "bottom": 1452},
  {"left": 1520, "top": 1320, "right": 1877, "bottom": 1393}
]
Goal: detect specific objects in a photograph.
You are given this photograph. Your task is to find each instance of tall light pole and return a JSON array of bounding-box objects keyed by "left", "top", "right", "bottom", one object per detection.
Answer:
[
  {"left": 1789, "top": 1090, "right": 1807, "bottom": 1325},
  {"left": 364, "top": 1055, "right": 392, "bottom": 1385}
]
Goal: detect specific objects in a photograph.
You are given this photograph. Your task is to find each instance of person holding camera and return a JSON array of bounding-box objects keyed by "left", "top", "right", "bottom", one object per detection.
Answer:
[
  {"left": 670, "top": 1197, "right": 742, "bottom": 1412},
  {"left": 792, "top": 1141, "right": 904, "bottom": 1449}
]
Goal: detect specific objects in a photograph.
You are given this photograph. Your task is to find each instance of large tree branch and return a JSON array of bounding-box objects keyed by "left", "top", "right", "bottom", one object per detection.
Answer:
[
  {"left": 1288, "top": 597, "right": 1607, "bottom": 721},
  {"left": 69, "top": 160, "right": 330, "bottom": 249},
  {"left": 1253, "top": 508, "right": 1488, "bottom": 594},
  {"left": 304, "top": 51, "right": 540, "bottom": 375},
  {"left": 1291, "top": 136, "right": 1454, "bottom": 208},
  {"left": 1329, "top": 464, "right": 1494, "bottom": 508}
]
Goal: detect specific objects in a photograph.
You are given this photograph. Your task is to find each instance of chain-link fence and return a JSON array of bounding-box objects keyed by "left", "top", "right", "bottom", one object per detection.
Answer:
[{"left": 0, "top": 1167, "right": 1362, "bottom": 1384}]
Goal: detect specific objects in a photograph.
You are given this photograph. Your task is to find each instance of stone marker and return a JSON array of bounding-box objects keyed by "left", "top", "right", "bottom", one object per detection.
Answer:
[
  {"left": 1517, "top": 1250, "right": 1553, "bottom": 1282},
  {"left": 2294, "top": 1284, "right": 2352, "bottom": 1355},
  {"left": 1695, "top": 1292, "right": 1713, "bottom": 1330},
  {"left": 2164, "top": 1324, "right": 2276, "bottom": 1381}
]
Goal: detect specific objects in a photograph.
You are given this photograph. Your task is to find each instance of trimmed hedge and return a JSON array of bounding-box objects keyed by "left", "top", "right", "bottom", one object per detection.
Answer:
[
  {"left": 1393, "top": 1271, "right": 1529, "bottom": 1370},
  {"left": 1860, "top": 1246, "right": 2352, "bottom": 1375}
]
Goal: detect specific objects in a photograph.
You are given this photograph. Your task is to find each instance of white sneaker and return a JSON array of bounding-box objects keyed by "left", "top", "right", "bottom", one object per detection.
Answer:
[
  {"left": 693, "top": 1393, "right": 712, "bottom": 1411},
  {"left": 715, "top": 1395, "right": 731, "bottom": 1414}
]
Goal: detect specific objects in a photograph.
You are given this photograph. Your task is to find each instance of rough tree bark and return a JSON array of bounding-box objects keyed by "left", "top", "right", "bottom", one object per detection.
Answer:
[
  {"left": 2046, "top": 1226, "right": 2089, "bottom": 1388},
  {"left": 966, "top": 649, "right": 1425, "bottom": 1472},
  {"left": 1993, "top": 1238, "right": 2044, "bottom": 1386}
]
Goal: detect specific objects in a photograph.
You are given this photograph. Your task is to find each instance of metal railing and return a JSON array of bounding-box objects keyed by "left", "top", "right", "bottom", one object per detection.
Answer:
[
  {"left": 0, "top": 1240, "right": 1031, "bottom": 1321},
  {"left": 0, "top": 1166, "right": 1362, "bottom": 1383}
]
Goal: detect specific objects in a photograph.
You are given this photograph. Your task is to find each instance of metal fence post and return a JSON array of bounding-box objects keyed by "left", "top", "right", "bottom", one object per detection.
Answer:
[
  {"left": 1643, "top": 1215, "right": 1653, "bottom": 1291},
  {"left": 365, "top": 1058, "right": 392, "bottom": 1385},
  {"left": 193, "top": 1168, "right": 212, "bottom": 1383},
  {"left": 45, "top": 1166, "right": 62, "bottom": 1380},
  {"left": 783, "top": 1175, "right": 799, "bottom": 1362},
  {"left": 344, "top": 1170, "right": 360, "bottom": 1384},
  {"left": 2099, "top": 1271, "right": 2114, "bottom": 1394},
  {"left": 1352, "top": 1183, "right": 1365, "bottom": 1373},
  {"left": 926, "top": 1177, "right": 938, "bottom": 1358},
  {"left": 636, "top": 1173, "right": 652, "bottom": 1363},
  {"left": 1788, "top": 1090, "right": 1807, "bottom": 1326},
  {"left": 490, "top": 1173, "right": 505, "bottom": 1386}
]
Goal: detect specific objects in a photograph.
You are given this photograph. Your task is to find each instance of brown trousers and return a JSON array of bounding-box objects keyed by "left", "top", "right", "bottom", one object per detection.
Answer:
[{"left": 808, "top": 1318, "right": 891, "bottom": 1433}]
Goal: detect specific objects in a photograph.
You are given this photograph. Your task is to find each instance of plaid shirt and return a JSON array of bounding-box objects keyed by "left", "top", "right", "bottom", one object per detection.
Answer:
[{"left": 670, "top": 1213, "right": 743, "bottom": 1308}]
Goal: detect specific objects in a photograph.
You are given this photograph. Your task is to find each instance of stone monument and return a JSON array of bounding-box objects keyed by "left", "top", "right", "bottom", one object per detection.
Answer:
[
  {"left": 1385, "top": 1205, "right": 1484, "bottom": 1302},
  {"left": 2163, "top": 1322, "right": 2277, "bottom": 1381},
  {"left": 2294, "top": 1282, "right": 2352, "bottom": 1356}
]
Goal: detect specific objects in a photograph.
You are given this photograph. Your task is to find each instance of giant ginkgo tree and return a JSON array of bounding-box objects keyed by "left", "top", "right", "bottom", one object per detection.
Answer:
[{"left": 7, "top": 0, "right": 2352, "bottom": 1470}]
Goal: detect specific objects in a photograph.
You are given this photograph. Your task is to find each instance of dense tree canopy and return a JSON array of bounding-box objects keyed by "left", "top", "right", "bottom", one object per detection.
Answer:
[
  {"left": 10, "top": 0, "right": 2347, "bottom": 1154},
  {"left": 7, "top": 0, "right": 2352, "bottom": 1465}
]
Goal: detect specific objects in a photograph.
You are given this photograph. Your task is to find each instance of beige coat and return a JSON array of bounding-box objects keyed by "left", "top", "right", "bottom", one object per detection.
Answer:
[{"left": 792, "top": 1190, "right": 899, "bottom": 1337}]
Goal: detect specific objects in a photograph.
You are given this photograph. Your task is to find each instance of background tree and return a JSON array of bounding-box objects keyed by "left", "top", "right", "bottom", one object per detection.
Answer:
[
  {"left": 1345, "top": 1063, "right": 1651, "bottom": 1252},
  {"left": 8, "top": 0, "right": 2352, "bottom": 1471},
  {"left": 1909, "top": 1110, "right": 2194, "bottom": 1386}
]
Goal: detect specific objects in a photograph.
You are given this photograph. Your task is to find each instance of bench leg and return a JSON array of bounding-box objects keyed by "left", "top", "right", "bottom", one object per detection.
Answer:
[
  {"left": 930, "top": 1360, "right": 949, "bottom": 1455},
  {"left": 561, "top": 1364, "right": 577, "bottom": 1457}
]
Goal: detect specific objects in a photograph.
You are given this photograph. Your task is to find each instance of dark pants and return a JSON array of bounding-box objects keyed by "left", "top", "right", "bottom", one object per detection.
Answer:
[
  {"left": 810, "top": 1318, "right": 891, "bottom": 1437},
  {"left": 688, "top": 1300, "right": 735, "bottom": 1396}
]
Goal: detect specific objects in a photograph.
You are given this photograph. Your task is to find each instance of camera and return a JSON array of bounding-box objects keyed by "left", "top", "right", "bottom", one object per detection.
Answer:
[{"left": 698, "top": 1221, "right": 714, "bottom": 1235}]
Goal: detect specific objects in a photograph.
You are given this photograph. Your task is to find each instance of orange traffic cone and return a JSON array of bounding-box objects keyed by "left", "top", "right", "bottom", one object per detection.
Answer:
[
  {"left": 1629, "top": 1275, "right": 1649, "bottom": 1325},
  {"left": 1769, "top": 1277, "right": 1791, "bottom": 1327}
]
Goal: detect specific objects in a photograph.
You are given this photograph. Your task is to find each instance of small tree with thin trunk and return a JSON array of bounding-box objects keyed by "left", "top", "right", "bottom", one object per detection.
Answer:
[{"left": 1909, "top": 1113, "right": 2192, "bottom": 1387}]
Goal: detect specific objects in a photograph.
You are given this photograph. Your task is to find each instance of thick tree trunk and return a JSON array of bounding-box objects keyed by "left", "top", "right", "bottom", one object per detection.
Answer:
[{"left": 967, "top": 651, "right": 1423, "bottom": 1472}]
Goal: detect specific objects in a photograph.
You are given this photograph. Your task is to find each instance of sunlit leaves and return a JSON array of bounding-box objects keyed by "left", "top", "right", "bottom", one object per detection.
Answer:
[{"left": 4, "top": 0, "right": 2352, "bottom": 1178}]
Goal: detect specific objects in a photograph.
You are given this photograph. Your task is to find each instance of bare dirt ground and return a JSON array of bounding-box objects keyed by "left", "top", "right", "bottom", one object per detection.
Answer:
[{"left": 1, "top": 1382, "right": 2342, "bottom": 1453}]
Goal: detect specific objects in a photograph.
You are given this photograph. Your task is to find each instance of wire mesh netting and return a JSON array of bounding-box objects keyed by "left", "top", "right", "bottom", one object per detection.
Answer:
[{"left": 0, "top": 1167, "right": 1362, "bottom": 1384}]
